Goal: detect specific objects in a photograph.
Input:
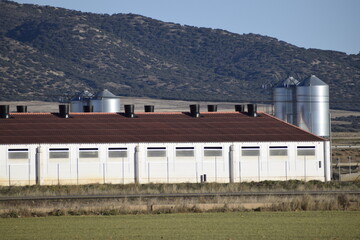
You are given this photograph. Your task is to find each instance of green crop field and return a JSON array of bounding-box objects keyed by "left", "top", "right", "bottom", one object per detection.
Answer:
[{"left": 0, "top": 211, "right": 359, "bottom": 240}]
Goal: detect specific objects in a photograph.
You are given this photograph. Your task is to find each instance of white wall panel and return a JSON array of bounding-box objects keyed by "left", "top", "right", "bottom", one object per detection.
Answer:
[{"left": 0, "top": 141, "right": 329, "bottom": 186}]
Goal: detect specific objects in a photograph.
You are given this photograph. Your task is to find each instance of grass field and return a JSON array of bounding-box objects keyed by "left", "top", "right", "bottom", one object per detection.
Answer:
[{"left": 0, "top": 211, "right": 359, "bottom": 240}]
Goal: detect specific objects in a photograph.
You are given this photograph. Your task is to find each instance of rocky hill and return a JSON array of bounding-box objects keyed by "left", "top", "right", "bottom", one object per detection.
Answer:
[{"left": 0, "top": 0, "right": 359, "bottom": 110}]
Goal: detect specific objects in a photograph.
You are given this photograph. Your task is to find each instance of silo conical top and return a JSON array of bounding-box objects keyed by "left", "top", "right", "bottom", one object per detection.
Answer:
[
  {"left": 94, "top": 89, "right": 118, "bottom": 99},
  {"left": 274, "top": 76, "right": 299, "bottom": 88},
  {"left": 299, "top": 75, "right": 327, "bottom": 86}
]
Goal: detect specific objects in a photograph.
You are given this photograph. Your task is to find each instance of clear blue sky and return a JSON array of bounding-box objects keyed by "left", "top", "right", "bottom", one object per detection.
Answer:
[{"left": 15, "top": 0, "right": 360, "bottom": 54}]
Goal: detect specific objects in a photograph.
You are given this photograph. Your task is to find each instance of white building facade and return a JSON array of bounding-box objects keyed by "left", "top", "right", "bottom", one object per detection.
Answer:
[{"left": 0, "top": 141, "right": 330, "bottom": 186}]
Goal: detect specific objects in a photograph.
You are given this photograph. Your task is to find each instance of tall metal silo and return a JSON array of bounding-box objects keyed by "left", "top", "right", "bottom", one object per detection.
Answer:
[
  {"left": 296, "top": 75, "right": 329, "bottom": 137},
  {"left": 91, "top": 89, "right": 121, "bottom": 112},
  {"left": 70, "top": 90, "right": 94, "bottom": 112},
  {"left": 273, "top": 76, "right": 299, "bottom": 125}
]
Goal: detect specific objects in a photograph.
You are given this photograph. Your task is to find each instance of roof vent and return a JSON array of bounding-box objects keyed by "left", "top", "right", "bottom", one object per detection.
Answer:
[
  {"left": 83, "top": 105, "right": 93, "bottom": 112},
  {"left": 235, "top": 105, "right": 245, "bottom": 113},
  {"left": 16, "top": 105, "right": 27, "bottom": 113},
  {"left": 247, "top": 104, "right": 257, "bottom": 117},
  {"left": 144, "top": 105, "right": 154, "bottom": 112},
  {"left": 0, "top": 105, "right": 10, "bottom": 119},
  {"left": 190, "top": 104, "right": 200, "bottom": 118},
  {"left": 124, "top": 104, "right": 135, "bottom": 118},
  {"left": 59, "top": 105, "right": 70, "bottom": 118},
  {"left": 207, "top": 105, "right": 217, "bottom": 112}
]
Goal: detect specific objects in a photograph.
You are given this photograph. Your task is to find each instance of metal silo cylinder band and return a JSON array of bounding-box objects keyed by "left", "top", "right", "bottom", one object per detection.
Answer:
[{"left": 296, "top": 75, "right": 329, "bottom": 137}]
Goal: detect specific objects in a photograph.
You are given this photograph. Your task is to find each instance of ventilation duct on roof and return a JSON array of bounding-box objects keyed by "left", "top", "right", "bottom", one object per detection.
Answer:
[
  {"left": 0, "top": 105, "right": 10, "bottom": 119},
  {"left": 83, "top": 105, "right": 93, "bottom": 112},
  {"left": 16, "top": 105, "right": 27, "bottom": 113},
  {"left": 59, "top": 105, "right": 70, "bottom": 118},
  {"left": 190, "top": 104, "right": 200, "bottom": 118},
  {"left": 247, "top": 104, "right": 257, "bottom": 117},
  {"left": 207, "top": 105, "right": 217, "bottom": 112},
  {"left": 144, "top": 105, "right": 154, "bottom": 112},
  {"left": 235, "top": 105, "right": 245, "bottom": 113},
  {"left": 124, "top": 104, "right": 135, "bottom": 118}
]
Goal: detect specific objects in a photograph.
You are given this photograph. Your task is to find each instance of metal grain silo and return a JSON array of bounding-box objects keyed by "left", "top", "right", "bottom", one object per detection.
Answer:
[
  {"left": 273, "top": 77, "right": 299, "bottom": 125},
  {"left": 70, "top": 90, "right": 94, "bottom": 112},
  {"left": 91, "top": 89, "right": 121, "bottom": 112},
  {"left": 296, "top": 75, "right": 329, "bottom": 137}
]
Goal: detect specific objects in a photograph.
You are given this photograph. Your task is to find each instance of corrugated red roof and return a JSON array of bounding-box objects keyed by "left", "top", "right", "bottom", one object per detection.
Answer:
[{"left": 0, "top": 112, "right": 325, "bottom": 144}]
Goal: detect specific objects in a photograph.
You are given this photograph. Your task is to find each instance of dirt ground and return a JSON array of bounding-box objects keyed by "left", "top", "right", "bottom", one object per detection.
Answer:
[
  {"left": 330, "top": 109, "right": 360, "bottom": 118},
  {"left": 332, "top": 148, "right": 360, "bottom": 163}
]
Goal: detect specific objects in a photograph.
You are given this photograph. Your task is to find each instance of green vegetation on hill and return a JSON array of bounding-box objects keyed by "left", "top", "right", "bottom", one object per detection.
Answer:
[{"left": 0, "top": 1, "right": 359, "bottom": 110}]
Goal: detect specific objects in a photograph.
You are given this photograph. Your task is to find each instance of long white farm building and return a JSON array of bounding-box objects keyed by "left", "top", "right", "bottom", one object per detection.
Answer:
[{"left": 0, "top": 104, "right": 331, "bottom": 186}]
